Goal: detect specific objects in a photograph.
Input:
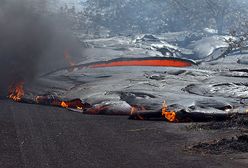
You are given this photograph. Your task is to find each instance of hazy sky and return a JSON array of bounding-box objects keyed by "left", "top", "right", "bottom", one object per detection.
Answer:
[{"left": 47, "top": 0, "right": 84, "bottom": 11}]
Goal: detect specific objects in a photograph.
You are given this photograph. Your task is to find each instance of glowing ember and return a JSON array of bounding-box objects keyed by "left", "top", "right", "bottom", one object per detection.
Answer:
[
  {"left": 162, "top": 101, "right": 177, "bottom": 122},
  {"left": 77, "top": 106, "right": 83, "bottom": 110},
  {"left": 35, "top": 95, "right": 87, "bottom": 110},
  {"left": 61, "top": 101, "right": 69, "bottom": 108},
  {"left": 8, "top": 81, "right": 25, "bottom": 102},
  {"left": 58, "top": 99, "right": 87, "bottom": 110}
]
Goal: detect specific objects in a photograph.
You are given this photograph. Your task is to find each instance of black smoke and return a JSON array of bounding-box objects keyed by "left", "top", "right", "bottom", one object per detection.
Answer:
[{"left": 0, "top": 0, "right": 82, "bottom": 96}]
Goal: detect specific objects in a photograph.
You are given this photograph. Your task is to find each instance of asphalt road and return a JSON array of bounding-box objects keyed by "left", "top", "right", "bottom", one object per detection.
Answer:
[{"left": 0, "top": 100, "right": 247, "bottom": 168}]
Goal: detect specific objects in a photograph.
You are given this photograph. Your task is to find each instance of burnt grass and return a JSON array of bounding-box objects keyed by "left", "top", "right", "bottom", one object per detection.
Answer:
[
  {"left": 186, "top": 114, "right": 248, "bottom": 154},
  {"left": 186, "top": 114, "right": 248, "bottom": 130},
  {"left": 188, "top": 134, "right": 248, "bottom": 154}
]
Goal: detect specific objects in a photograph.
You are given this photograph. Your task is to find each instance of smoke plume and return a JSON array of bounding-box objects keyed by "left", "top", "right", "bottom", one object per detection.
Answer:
[{"left": 0, "top": 0, "right": 82, "bottom": 96}]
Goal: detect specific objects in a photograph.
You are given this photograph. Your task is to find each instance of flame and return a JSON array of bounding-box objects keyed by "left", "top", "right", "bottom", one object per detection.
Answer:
[
  {"left": 130, "top": 106, "right": 144, "bottom": 120},
  {"left": 35, "top": 95, "right": 86, "bottom": 110},
  {"left": 8, "top": 81, "right": 25, "bottom": 102},
  {"left": 61, "top": 101, "right": 69, "bottom": 108},
  {"left": 64, "top": 50, "right": 75, "bottom": 67},
  {"left": 163, "top": 111, "right": 176, "bottom": 122},
  {"left": 161, "top": 100, "right": 177, "bottom": 122},
  {"left": 130, "top": 106, "right": 137, "bottom": 115},
  {"left": 77, "top": 106, "right": 83, "bottom": 110},
  {"left": 59, "top": 99, "right": 86, "bottom": 110}
]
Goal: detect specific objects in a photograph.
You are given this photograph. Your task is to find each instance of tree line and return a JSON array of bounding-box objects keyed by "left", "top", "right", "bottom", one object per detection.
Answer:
[{"left": 59, "top": 0, "right": 248, "bottom": 35}]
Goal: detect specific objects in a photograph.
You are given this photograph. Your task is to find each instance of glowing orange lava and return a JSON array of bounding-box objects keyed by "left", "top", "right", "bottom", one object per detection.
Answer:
[{"left": 90, "top": 59, "right": 192, "bottom": 68}]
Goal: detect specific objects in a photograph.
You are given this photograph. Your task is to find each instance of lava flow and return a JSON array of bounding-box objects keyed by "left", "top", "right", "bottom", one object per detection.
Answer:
[
  {"left": 6, "top": 81, "right": 177, "bottom": 120},
  {"left": 8, "top": 81, "right": 25, "bottom": 102},
  {"left": 59, "top": 99, "right": 85, "bottom": 110},
  {"left": 89, "top": 57, "right": 194, "bottom": 68},
  {"left": 7, "top": 83, "right": 88, "bottom": 111},
  {"left": 162, "top": 101, "right": 177, "bottom": 122},
  {"left": 35, "top": 95, "right": 88, "bottom": 110}
]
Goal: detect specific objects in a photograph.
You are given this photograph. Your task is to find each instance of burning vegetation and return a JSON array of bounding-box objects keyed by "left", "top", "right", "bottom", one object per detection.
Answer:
[
  {"left": 64, "top": 50, "right": 76, "bottom": 67},
  {"left": 35, "top": 95, "right": 90, "bottom": 110},
  {"left": 6, "top": 82, "right": 182, "bottom": 121},
  {"left": 7, "top": 82, "right": 89, "bottom": 111},
  {"left": 8, "top": 81, "right": 25, "bottom": 102},
  {"left": 162, "top": 101, "right": 177, "bottom": 122}
]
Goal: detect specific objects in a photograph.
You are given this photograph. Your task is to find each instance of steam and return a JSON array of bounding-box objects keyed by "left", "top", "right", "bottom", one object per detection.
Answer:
[{"left": 0, "top": 0, "right": 82, "bottom": 96}]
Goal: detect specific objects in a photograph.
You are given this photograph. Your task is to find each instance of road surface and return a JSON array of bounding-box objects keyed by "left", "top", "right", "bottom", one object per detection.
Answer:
[{"left": 0, "top": 100, "right": 247, "bottom": 168}]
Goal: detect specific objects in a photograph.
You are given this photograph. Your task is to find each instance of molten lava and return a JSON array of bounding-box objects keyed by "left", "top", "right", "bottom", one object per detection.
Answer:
[
  {"left": 8, "top": 81, "right": 25, "bottom": 102},
  {"left": 162, "top": 101, "right": 177, "bottom": 122},
  {"left": 89, "top": 58, "right": 193, "bottom": 68}
]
